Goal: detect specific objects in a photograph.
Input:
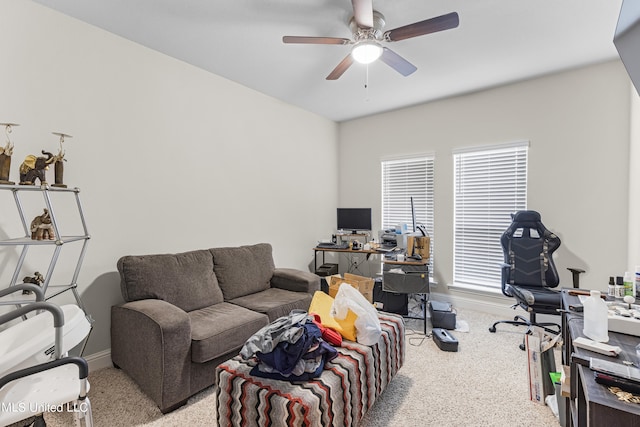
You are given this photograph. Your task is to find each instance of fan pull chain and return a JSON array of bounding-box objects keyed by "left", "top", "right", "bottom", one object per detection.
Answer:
[
  {"left": 365, "top": 64, "right": 369, "bottom": 89},
  {"left": 364, "top": 64, "right": 371, "bottom": 101}
]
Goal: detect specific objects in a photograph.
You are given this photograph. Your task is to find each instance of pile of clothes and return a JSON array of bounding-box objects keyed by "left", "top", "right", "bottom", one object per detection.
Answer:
[{"left": 239, "top": 310, "right": 340, "bottom": 381}]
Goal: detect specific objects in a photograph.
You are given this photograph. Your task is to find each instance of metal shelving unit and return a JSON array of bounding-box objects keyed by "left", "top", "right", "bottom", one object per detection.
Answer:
[{"left": 0, "top": 183, "right": 93, "bottom": 352}]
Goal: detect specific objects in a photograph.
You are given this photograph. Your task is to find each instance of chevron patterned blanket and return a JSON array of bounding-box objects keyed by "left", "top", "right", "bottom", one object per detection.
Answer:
[{"left": 215, "top": 312, "right": 405, "bottom": 427}]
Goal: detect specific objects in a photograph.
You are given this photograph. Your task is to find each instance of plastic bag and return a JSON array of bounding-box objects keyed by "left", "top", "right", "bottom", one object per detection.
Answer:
[{"left": 332, "top": 282, "right": 381, "bottom": 345}]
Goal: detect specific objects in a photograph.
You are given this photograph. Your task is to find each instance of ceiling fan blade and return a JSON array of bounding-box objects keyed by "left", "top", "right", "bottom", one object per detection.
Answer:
[
  {"left": 351, "top": 0, "right": 374, "bottom": 28},
  {"left": 283, "top": 36, "right": 351, "bottom": 45},
  {"left": 326, "top": 54, "right": 354, "bottom": 80},
  {"left": 379, "top": 47, "right": 417, "bottom": 77},
  {"left": 384, "top": 12, "right": 459, "bottom": 42}
]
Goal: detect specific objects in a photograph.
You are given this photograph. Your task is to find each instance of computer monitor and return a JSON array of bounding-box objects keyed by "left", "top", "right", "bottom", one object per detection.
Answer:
[
  {"left": 615, "top": 0, "right": 640, "bottom": 96},
  {"left": 337, "top": 208, "right": 372, "bottom": 234}
]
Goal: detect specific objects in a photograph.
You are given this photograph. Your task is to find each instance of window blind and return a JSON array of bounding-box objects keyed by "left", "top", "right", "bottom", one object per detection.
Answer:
[
  {"left": 453, "top": 142, "right": 528, "bottom": 289},
  {"left": 381, "top": 155, "right": 435, "bottom": 273}
]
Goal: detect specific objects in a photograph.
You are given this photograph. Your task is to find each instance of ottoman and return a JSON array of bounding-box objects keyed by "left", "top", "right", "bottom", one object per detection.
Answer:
[{"left": 215, "top": 312, "right": 405, "bottom": 427}]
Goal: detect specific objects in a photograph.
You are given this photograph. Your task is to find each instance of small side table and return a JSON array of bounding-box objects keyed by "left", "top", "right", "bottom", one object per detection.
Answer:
[{"left": 383, "top": 258, "right": 429, "bottom": 334}]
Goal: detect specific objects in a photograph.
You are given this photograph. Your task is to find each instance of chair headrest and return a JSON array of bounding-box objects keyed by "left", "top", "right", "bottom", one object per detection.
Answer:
[{"left": 511, "top": 210, "right": 541, "bottom": 226}]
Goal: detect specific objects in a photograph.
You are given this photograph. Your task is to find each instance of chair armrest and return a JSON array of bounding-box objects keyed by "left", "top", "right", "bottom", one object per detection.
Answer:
[
  {"left": 110, "top": 299, "right": 192, "bottom": 412},
  {"left": 271, "top": 268, "right": 320, "bottom": 294},
  {"left": 500, "top": 262, "right": 512, "bottom": 297},
  {"left": 567, "top": 267, "right": 585, "bottom": 288}
]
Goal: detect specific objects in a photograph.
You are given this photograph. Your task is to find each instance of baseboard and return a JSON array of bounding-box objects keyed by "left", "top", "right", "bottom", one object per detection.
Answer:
[
  {"left": 430, "top": 290, "right": 521, "bottom": 318},
  {"left": 430, "top": 290, "right": 558, "bottom": 324},
  {"left": 85, "top": 349, "right": 112, "bottom": 372}
]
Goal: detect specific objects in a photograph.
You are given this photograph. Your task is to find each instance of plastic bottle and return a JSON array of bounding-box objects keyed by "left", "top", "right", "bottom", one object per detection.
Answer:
[
  {"left": 635, "top": 266, "right": 640, "bottom": 298},
  {"left": 624, "top": 272, "right": 634, "bottom": 297},
  {"left": 583, "top": 290, "right": 609, "bottom": 343},
  {"left": 615, "top": 276, "right": 624, "bottom": 299},
  {"left": 608, "top": 276, "right": 615, "bottom": 298}
]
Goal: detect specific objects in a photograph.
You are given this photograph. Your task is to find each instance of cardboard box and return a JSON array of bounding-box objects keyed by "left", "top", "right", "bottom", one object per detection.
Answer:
[
  {"left": 525, "top": 327, "right": 559, "bottom": 405},
  {"left": 560, "top": 365, "right": 571, "bottom": 398},
  {"left": 328, "top": 273, "right": 374, "bottom": 303},
  {"left": 525, "top": 331, "right": 545, "bottom": 405},
  {"left": 413, "top": 236, "right": 430, "bottom": 260}
]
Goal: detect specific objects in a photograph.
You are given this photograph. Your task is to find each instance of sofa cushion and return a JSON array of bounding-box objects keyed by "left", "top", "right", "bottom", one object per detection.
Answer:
[
  {"left": 210, "top": 243, "right": 275, "bottom": 300},
  {"left": 229, "top": 287, "right": 313, "bottom": 322},
  {"left": 117, "top": 249, "right": 224, "bottom": 312},
  {"left": 189, "top": 302, "right": 269, "bottom": 363}
]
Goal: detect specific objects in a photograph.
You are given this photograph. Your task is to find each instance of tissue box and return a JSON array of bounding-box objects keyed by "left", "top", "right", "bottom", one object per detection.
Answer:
[{"left": 432, "top": 328, "right": 458, "bottom": 352}]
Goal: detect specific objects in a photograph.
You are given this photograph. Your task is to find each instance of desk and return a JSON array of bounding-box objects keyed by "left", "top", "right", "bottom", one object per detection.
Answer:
[
  {"left": 313, "top": 247, "right": 382, "bottom": 275},
  {"left": 561, "top": 290, "right": 640, "bottom": 427}
]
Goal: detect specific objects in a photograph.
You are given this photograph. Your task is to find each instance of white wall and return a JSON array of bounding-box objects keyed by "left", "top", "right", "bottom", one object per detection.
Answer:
[
  {"left": 339, "top": 61, "right": 632, "bottom": 302},
  {"left": 628, "top": 87, "right": 640, "bottom": 272},
  {"left": 0, "top": 0, "right": 338, "bottom": 355}
]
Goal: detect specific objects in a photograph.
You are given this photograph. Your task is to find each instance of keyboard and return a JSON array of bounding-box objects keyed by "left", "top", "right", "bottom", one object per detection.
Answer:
[{"left": 316, "top": 242, "right": 349, "bottom": 249}]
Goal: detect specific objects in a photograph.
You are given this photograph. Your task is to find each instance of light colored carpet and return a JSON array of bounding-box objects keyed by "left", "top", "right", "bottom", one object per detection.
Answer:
[{"left": 41, "top": 309, "right": 561, "bottom": 427}]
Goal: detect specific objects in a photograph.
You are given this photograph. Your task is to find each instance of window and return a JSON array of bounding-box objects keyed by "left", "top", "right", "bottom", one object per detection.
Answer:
[
  {"left": 453, "top": 141, "right": 528, "bottom": 290},
  {"left": 381, "top": 155, "right": 435, "bottom": 272}
]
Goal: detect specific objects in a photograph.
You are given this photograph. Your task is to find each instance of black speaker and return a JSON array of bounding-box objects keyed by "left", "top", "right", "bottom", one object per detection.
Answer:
[
  {"left": 429, "top": 301, "right": 456, "bottom": 330},
  {"left": 373, "top": 279, "right": 408, "bottom": 315},
  {"left": 315, "top": 263, "right": 338, "bottom": 277}
]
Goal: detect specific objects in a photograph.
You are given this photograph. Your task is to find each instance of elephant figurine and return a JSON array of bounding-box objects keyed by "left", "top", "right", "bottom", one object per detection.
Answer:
[
  {"left": 30, "top": 208, "right": 56, "bottom": 240},
  {"left": 19, "top": 150, "right": 56, "bottom": 185},
  {"left": 21, "top": 271, "right": 44, "bottom": 295},
  {"left": 0, "top": 140, "right": 14, "bottom": 184}
]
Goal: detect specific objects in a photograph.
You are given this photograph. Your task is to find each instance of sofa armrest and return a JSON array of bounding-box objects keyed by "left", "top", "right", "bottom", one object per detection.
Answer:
[
  {"left": 271, "top": 268, "right": 320, "bottom": 294},
  {"left": 111, "top": 299, "right": 192, "bottom": 413}
]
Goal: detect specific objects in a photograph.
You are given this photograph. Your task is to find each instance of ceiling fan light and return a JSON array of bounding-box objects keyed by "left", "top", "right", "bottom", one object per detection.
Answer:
[{"left": 351, "top": 42, "right": 383, "bottom": 64}]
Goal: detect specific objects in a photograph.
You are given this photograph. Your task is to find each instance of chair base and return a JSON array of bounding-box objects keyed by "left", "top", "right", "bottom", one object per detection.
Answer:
[{"left": 489, "top": 314, "right": 560, "bottom": 350}]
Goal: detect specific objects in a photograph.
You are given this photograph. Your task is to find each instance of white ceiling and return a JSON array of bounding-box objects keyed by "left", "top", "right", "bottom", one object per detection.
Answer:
[{"left": 32, "top": 0, "right": 624, "bottom": 122}]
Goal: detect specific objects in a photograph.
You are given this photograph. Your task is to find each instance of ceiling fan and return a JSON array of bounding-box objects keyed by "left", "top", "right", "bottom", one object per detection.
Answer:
[{"left": 282, "top": 0, "right": 459, "bottom": 80}]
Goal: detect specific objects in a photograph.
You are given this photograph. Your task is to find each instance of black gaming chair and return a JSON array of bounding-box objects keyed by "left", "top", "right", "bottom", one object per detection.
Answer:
[{"left": 489, "top": 211, "right": 582, "bottom": 349}]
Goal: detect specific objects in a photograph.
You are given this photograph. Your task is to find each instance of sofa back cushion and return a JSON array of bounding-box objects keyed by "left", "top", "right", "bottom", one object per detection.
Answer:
[
  {"left": 210, "top": 243, "right": 275, "bottom": 300},
  {"left": 117, "top": 249, "right": 224, "bottom": 312}
]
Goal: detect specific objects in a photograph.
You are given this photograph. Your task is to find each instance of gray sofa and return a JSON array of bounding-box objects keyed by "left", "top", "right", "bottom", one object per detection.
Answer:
[{"left": 110, "top": 243, "right": 320, "bottom": 413}]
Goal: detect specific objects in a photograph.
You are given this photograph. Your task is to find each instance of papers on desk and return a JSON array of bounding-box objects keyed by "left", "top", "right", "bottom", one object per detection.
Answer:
[
  {"left": 590, "top": 357, "right": 640, "bottom": 381},
  {"left": 573, "top": 337, "right": 622, "bottom": 357}
]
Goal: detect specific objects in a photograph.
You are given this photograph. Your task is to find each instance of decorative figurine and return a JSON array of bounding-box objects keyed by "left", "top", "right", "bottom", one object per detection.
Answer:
[
  {"left": 30, "top": 208, "right": 55, "bottom": 240},
  {"left": 0, "top": 123, "right": 18, "bottom": 185},
  {"left": 51, "top": 132, "right": 71, "bottom": 188},
  {"left": 19, "top": 150, "right": 56, "bottom": 185},
  {"left": 21, "top": 271, "right": 44, "bottom": 295}
]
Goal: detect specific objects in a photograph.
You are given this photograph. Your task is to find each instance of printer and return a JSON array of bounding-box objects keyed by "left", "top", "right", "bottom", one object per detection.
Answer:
[
  {"left": 379, "top": 225, "right": 429, "bottom": 252},
  {"left": 378, "top": 229, "right": 417, "bottom": 250},
  {"left": 378, "top": 229, "right": 399, "bottom": 248}
]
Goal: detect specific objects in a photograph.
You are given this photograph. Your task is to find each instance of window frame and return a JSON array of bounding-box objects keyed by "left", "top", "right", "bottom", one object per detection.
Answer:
[
  {"left": 452, "top": 141, "right": 528, "bottom": 291},
  {"left": 381, "top": 154, "right": 435, "bottom": 276}
]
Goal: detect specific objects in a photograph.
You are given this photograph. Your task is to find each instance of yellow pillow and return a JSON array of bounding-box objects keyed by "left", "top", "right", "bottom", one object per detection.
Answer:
[{"left": 308, "top": 291, "right": 357, "bottom": 342}]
